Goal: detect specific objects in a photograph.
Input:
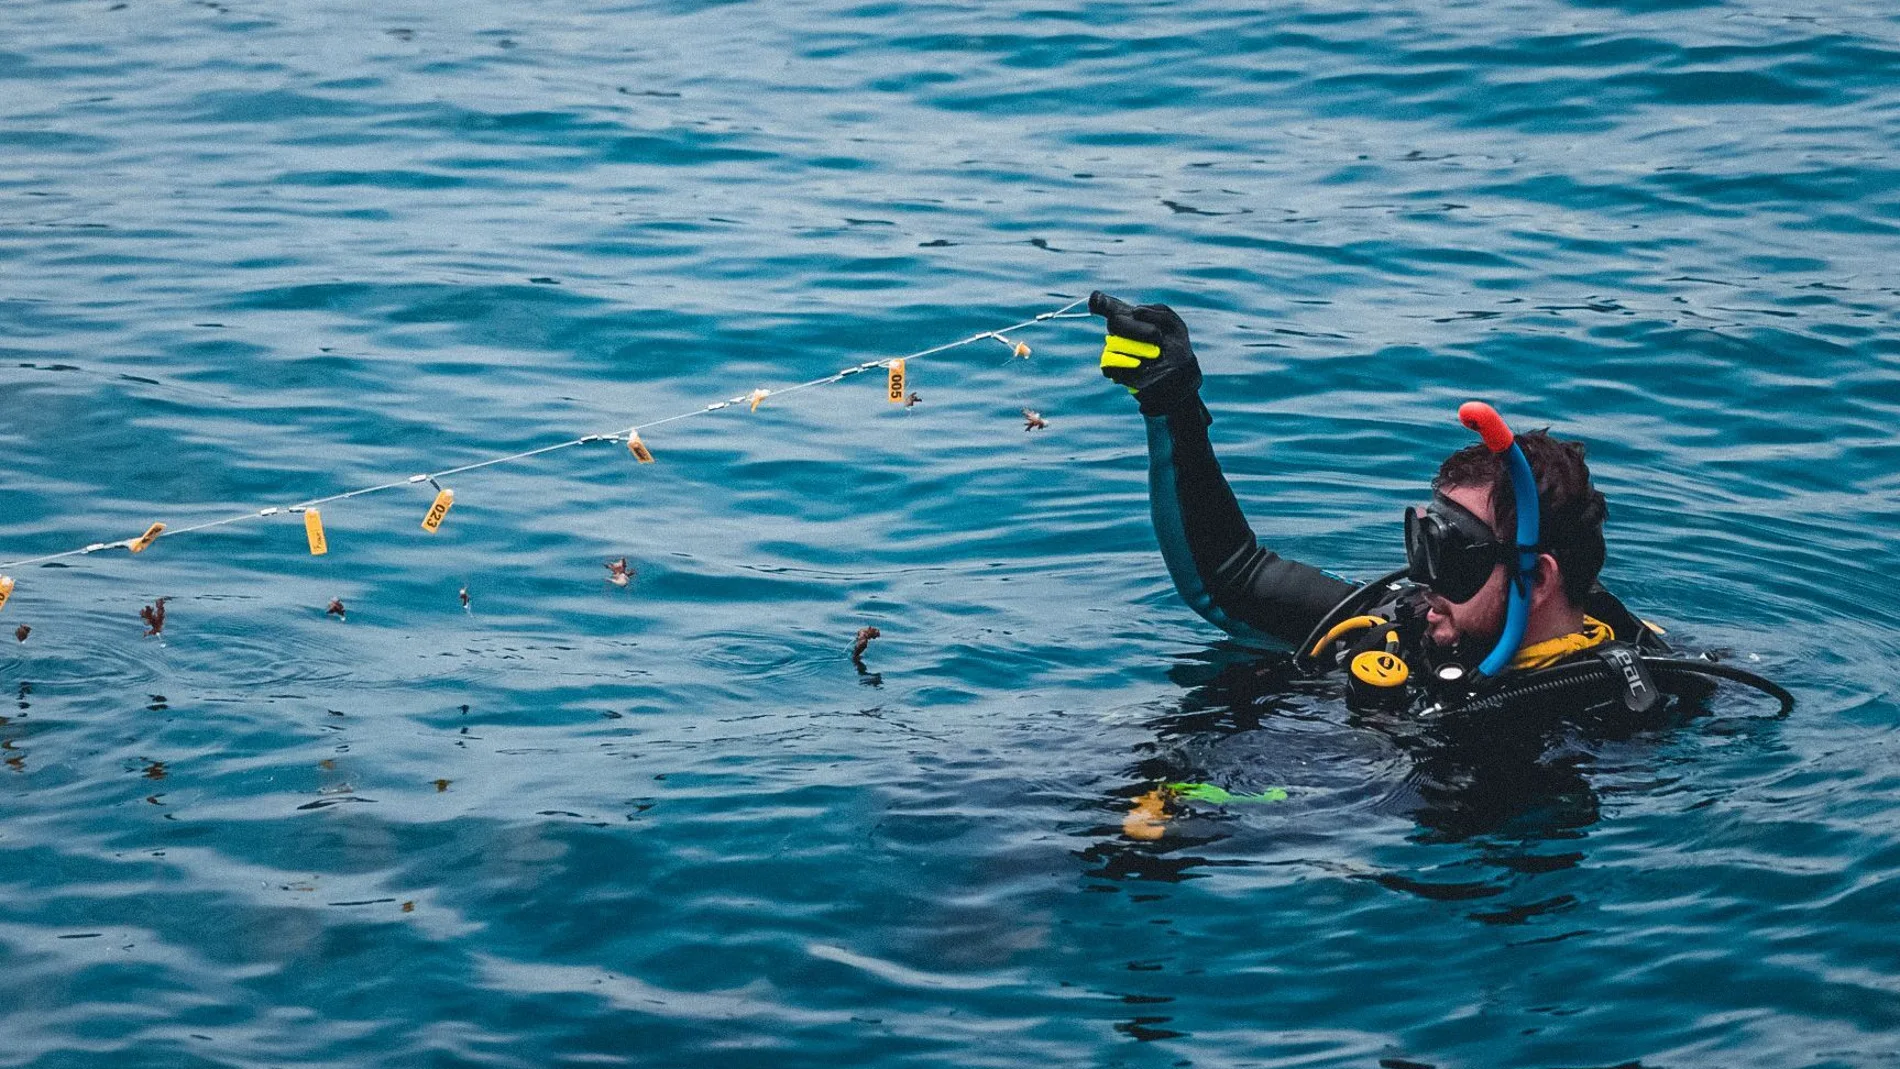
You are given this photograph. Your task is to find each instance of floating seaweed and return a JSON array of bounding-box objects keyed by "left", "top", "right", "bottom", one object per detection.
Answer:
[
  {"left": 850, "top": 626, "right": 880, "bottom": 673},
  {"left": 1022, "top": 408, "right": 1048, "bottom": 431},
  {"left": 140, "top": 598, "right": 168, "bottom": 636}
]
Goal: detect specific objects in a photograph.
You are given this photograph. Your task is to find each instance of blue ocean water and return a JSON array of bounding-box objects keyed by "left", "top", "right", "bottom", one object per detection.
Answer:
[{"left": 4, "top": 0, "right": 1900, "bottom": 1065}]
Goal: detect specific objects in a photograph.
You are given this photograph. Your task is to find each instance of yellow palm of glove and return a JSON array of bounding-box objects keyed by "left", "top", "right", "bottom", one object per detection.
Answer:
[
  {"left": 1102, "top": 334, "right": 1161, "bottom": 394},
  {"left": 1101, "top": 334, "right": 1161, "bottom": 371},
  {"left": 1090, "top": 291, "right": 1204, "bottom": 412}
]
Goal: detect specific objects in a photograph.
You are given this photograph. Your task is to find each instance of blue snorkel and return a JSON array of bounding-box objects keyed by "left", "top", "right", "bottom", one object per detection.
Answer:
[{"left": 1458, "top": 402, "right": 1541, "bottom": 679}]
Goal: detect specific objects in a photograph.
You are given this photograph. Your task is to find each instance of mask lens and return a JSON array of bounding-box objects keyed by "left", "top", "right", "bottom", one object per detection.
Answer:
[
  {"left": 1405, "top": 499, "right": 1500, "bottom": 604},
  {"left": 1432, "top": 541, "right": 1495, "bottom": 604}
]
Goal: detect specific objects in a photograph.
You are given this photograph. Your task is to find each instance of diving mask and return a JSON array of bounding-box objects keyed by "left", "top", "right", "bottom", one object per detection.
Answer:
[{"left": 1404, "top": 492, "right": 1509, "bottom": 604}]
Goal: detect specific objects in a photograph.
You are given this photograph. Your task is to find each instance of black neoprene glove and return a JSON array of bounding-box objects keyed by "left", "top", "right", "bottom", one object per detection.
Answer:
[{"left": 1090, "top": 290, "right": 1204, "bottom": 416}]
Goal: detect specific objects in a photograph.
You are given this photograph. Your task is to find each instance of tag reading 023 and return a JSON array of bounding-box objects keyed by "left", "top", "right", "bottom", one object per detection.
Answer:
[{"left": 421, "top": 489, "right": 455, "bottom": 533}]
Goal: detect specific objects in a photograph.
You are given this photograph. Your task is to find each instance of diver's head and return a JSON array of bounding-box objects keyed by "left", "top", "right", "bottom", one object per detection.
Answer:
[{"left": 1411, "top": 430, "right": 1608, "bottom": 650}]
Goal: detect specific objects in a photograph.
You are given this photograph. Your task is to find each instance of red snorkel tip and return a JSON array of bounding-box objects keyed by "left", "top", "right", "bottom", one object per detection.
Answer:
[{"left": 1458, "top": 401, "right": 1515, "bottom": 454}]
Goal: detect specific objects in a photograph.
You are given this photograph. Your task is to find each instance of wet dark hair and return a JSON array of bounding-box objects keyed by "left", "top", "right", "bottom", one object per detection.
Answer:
[{"left": 1433, "top": 430, "right": 1608, "bottom": 604}]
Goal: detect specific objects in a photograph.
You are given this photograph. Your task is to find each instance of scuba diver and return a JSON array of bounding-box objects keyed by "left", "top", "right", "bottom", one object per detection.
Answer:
[{"left": 1088, "top": 290, "right": 1791, "bottom": 726}]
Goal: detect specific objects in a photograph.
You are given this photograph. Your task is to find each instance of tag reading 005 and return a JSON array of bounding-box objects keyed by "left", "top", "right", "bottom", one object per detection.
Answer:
[{"left": 887, "top": 359, "right": 906, "bottom": 404}]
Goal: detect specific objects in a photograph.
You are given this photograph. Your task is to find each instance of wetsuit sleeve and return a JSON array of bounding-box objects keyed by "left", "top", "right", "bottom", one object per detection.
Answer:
[{"left": 1143, "top": 399, "right": 1357, "bottom": 647}]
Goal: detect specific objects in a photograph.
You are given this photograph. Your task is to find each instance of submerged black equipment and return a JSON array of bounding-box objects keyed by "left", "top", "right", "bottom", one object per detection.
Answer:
[
  {"left": 1295, "top": 573, "right": 1796, "bottom": 718},
  {"left": 1426, "top": 653, "right": 1795, "bottom": 720}
]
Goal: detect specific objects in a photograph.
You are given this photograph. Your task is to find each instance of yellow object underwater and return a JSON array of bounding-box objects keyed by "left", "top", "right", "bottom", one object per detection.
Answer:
[{"left": 1122, "top": 788, "right": 1170, "bottom": 841}]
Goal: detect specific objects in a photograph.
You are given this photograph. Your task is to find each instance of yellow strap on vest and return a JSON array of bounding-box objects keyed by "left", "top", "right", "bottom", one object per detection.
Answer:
[{"left": 1509, "top": 616, "right": 1615, "bottom": 671}]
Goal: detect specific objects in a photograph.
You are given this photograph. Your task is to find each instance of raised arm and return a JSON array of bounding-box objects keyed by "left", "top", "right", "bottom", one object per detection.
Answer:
[{"left": 1093, "top": 291, "right": 1354, "bottom": 647}]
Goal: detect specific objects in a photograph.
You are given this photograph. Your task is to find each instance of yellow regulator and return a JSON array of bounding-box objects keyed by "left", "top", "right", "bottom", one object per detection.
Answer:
[{"left": 1347, "top": 648, "right": 1411, "bottom": 710}]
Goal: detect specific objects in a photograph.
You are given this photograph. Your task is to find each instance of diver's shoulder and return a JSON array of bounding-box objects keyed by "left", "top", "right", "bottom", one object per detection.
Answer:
[{"left": 1584, "top": 584, "right": 1672, "bottom": 654}]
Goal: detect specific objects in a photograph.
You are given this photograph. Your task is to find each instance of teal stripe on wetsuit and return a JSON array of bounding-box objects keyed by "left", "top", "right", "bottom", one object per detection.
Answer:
[
  {"left": 1142, "top": 405, "right": 1357, "bottom": 649},
  {"left": 1144, "top": 412, "right": 1271, "bottom": 642}
]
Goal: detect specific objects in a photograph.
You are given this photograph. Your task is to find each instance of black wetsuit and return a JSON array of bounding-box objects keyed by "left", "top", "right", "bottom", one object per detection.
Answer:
[
  {"left": 1140, "top": 399, "right": 1354, "bottom": 647},
  {"left": 1140, "top": 397, "right": 1672, "bottom": 712}
]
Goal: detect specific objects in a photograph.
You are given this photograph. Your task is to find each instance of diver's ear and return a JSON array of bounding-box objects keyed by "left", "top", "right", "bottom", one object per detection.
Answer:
[{"left": 1530, "top": 551, "right": 1564, "bottom": 603}]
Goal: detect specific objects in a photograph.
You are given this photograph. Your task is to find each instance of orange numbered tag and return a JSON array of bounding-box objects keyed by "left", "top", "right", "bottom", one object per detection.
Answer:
[
  {"left": 304, "top": 509, "right": 328, "bottom": 555},
  {"left": 128, "top": 522, "right": 166, "bottom": 554},
  {"left": 421, "top": 488, "right": 454, "bottom": 533},
  {"left": 628, "top": 432, "right": 654, "bottom": 463},
  {"left": 887, "top": 359, "right": 906, "bottom": 403},
  {"left": 0, "top": 575, "right": 13, "bottom": 614},
  {"left": 748, "top": 388, "right": 769, "bottom": 413}
]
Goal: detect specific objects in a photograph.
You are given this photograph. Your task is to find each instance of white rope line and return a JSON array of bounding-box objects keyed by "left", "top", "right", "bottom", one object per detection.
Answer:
[{"left": 0, "top": 298, "right": 1089, "bottom": 571}]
